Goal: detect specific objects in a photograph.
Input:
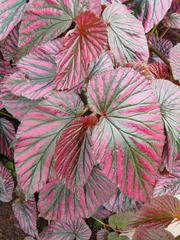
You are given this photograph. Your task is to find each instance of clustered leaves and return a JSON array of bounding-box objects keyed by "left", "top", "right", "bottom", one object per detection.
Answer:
[{"left": 0, "top": 0, "right": 180, "bottom": 239}]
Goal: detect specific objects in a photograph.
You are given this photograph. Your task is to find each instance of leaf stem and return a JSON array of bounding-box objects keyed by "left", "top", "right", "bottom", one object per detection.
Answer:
[{"left": 149, "top": 44, "right": 170, "bottom": 66}]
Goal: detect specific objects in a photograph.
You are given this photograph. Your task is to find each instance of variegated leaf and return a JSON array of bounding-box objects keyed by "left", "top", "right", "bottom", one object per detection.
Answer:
[
  {"left": 97, "top": 229, "right": 109, "bottom": 240},
  {"left": 38, "top": 167, "right": 116, "bottom": 220},
  {"left": 151, "top": 80, "right": 180, "bottom": 170},
  {"left": 0, "top": 0, "right": 27, "bottom": 41},
  {"left": 130, "top": 195, "right": 180, "bottom": 228},
  {"left": 0, "top": 118, "right": 15, "bottom": 159},
  {"left": 103, "top": 3, "right": 149, "bottom": 64},
  {"left": 15, "top": 92, "right": 84, "bottom": 195},
  {"left": 17, "top": 0, "right": 73, "bottom": 59},
  {"left": 168, "top": 13, "right": 180, "bottom": 28},
  {"left": 6, "top": 49, "right": 56, "bottom": 100},
  {"left": 0, "top": 163, "right": 14, "bottom": 202},
  {"left": 0, "top": 24, "right": 19, "bottom": 61},
  {"left": 39, "top": 219, "right": 91, "bottom": 240},
  {"left": 39, "top": 38, "right": 63, "bottom": 56},
  {"left": 88, "top": 68, "right": 164, "bottom": 201},
  {"left": 133, "top": 226, "right": 175, "bottom": 240},
  {"left": 12, "top": 196, "right": 38, "bottom": 237},
  {"left": 55, "top": 115, "right": 98, "bottom": 191},
  {"left": 153, "top": 165, "right": 180, "bottom": 196},
  {"left": 170, "top": 43, "right": 180, "bottom": 82},
  {"left": 124, "top": 0, "right": 172, "bottom": 32},
  {"left": 104, "top": 189, "right": 140, "bottom": 213},
  {"left": 55, "top": 11, "right": 107, "bottom": 90}
]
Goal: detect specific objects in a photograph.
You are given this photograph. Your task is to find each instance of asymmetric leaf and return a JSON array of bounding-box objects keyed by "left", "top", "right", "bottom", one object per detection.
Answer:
[
  {"left": 153, "top": 165, "right": 180, "bottom": 196},
  {"left": 151, "top": 80, "right": 180, "bottom": 170},
  {"left": 5, "top": 49, "right": 56, "bottom": 100},
  {"left": 124, "top": 0, "right": 172, "bottom": 32},
  {"left": 88, "top": 68, "right": 164, "bottom": 201},
  {"left": 55, "top": 11, "right": 107, "bottom": 90},
  {"left": 170, "top": 43, "right": 180, "bottom": 82},
  {"left": 38, "top": 167, "right": 116, "bottom": 220},
  {"left": 0, "top": 163, "right": 14, "bottom": 202},
  {"left": 133, "top": 226, "right": 175, "bottom": 240},
  {"left": 55, "top": 115, "right": 97, "bottom": 191},
  {"left": 39, "top": 219, "right": 91, "bottom": 240},
  {"left": 0, "top": 0, "right": 26, "bottom": 41},
  {"left": 0, "top": 118, "right": 15, "bottom": 159},
  {"left": 12, "top": 196, "right": 38, "bottom": 238},
  {"left": 17, "top": 0, "right": 73, "bottom": 59},
  {"left": 15, "top": 92, "right": 84, "bottom": 195},
  {"left": 130, "top": 195, "right": 180, "bottom": 228},
  {"left": 103, "top": 3, "right": 149, "bottom": 64}
]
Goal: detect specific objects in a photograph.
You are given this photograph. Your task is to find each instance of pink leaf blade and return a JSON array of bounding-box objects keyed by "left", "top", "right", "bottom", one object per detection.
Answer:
[
  {"left": 170, "top": 43, "right": 180, "bottom": 82},
  {"left": 39, "top": 218, "right": 91, "bottom": 240},
  {"left": 88, "top": 68, "right": 164, "bottom": 202}
]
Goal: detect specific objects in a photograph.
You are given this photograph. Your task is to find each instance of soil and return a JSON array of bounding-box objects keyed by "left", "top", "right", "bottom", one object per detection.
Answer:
[{"left": 0, "top": 202, "right": 25, "bottom": 240}]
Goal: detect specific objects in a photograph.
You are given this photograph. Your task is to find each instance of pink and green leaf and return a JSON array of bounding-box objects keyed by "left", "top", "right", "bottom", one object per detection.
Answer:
[
  {"left": 39, "top": 218, "right": 91, "bottom": 240},
  {"left": 88, "top": 68, "right": 164, "bottom": 201},
  {"left": 170, "top": 43, "right": 180, "bottom": 82},
  {"left": 55, "top": 115, "right": 98, "bottom": 191},
  {"left": 17, "top": 0, "right": 73, "bottom": 59},
  {"left": 103, "top": 3, "right": 149, "bottom": 64},
  {"left": 38, "top": 167, "right": 116, "bottom": 220},
  {"left": 15, "top": 92, "right": 84, "bottom": 196},
  {"left": 129, "top": 195, "right": 180, "bottom": 228},
  {"left": 124, "top": 0, "right": 172, "bottom": 32},
  {"left": 5, "top": 48, "right": 56, "bottom": 100},
  {"left": 0, "top": 0, "right": 27, "bottom": 41},
  {"left": 151, "top": 79, "right": 180, "bottom": 171},
  {"left": 12, "top": 196, "right": 38, "bottom": 238},
  {"left": 55, "top": 11, "right": 107, "bottom": 90},
  {"left": 133, "top": 226, "right": 175, "bottom": 240},
  {"left": 0, "top": 163, "right": 14, "bottom": 202},
  {"left": 0, "top": 118, "right": 15, "bottom": 159}
]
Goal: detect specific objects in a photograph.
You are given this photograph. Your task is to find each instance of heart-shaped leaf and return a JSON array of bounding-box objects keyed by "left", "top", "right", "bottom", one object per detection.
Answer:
[
  {"left": 103, "top": 3, "right": 149, "bottom": 64},
  {"left": 88, "top": 67, "right": 164, "bottom": 201},
  {"left": 39, "top": 218, "right": 91, "bottom": 240},
  {"left": 15, "top": 92, "right": 84, "bottom": 195},
  {"left": 0, "top": 163, "right": 14, "bottom": 202},
  {"left": 38, "top": 167, "right": 116, "bottom": 220}
]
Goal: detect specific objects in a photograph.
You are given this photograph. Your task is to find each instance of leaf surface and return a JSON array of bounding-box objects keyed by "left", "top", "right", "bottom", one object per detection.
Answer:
[
  {"left": 151, "top": 79, "right": 180, "bottom": 170},
  {"left": 38, "top": 167, "right": 116, "bottom": 220},
  {"left": 103, "top": 3, "right": 149, "bottom": 64},
  {"left": 15, "top": 92, "right": 84, "bottom": 195},
  {"left": 12, "top": 196, "right": 38, "bottom": 237},
  {"left": 55, "top": 11, "right": 107, "bottom": 90},
  {"left": 130, "top": 195, "right": 180, "bottom": 228},
  {"left": 55, "top": 115, "right": 97, "bottom": 191},
  {"left": 133, "top": 226, "right": 175, "bottom": 240},
  {"left": 170, "top": 43, "right": 180, "bottom": 82},
  {"left": 88, "top": 68, "right": 164, "bottom": 201},
  {"left": 0, "top": 118, "right": 15, "bottom": 159},
  {"left": 17, "top": 0, "right": 73, "bottom": 59},
  {"left": 0, "top": 163, "right": 14, "bottom": 202},
  {"left": 0, "top": 0, "right": 26, "bottom": 41},
  {"left": 39, "top": 218, "right": 91, "bottom": 240}
]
